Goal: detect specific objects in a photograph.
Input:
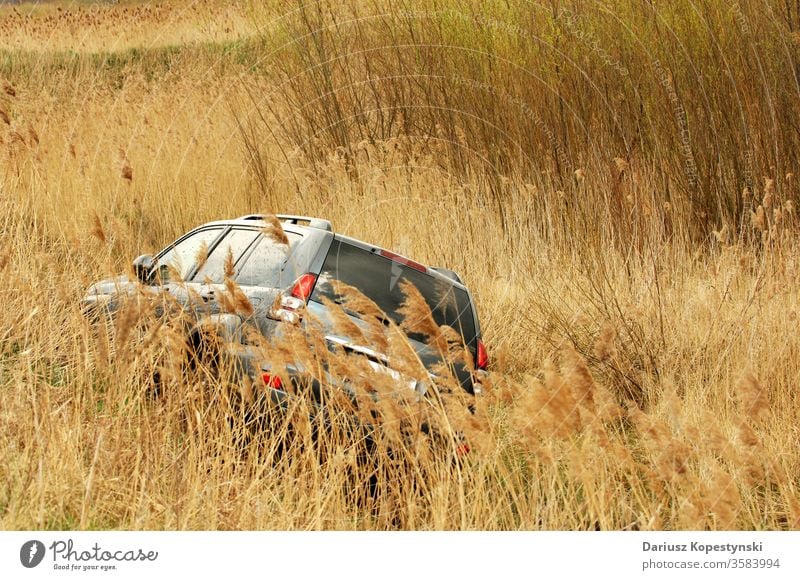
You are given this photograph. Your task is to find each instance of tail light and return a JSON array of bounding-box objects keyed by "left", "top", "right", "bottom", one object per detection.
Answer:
[
  {"left": 475, "top": 339, "right": 488, "bottom": 370},
  {"left": 268, "top": 273, "right": 318, "bottom": 324},
  {"left": 291, "top": 273, "right": 318, "bottom": 300},
  {"left": 261, "top": 371, "right": 283, "bottom": 390}
]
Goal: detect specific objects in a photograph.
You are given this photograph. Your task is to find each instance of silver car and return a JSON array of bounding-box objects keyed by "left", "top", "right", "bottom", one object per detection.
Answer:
[{"left": 83, "top": 214, "right": 488, "bottom": 407}]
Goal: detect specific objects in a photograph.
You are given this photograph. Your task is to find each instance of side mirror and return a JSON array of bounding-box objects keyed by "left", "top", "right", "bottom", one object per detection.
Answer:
[{"left": 132, "top": 254, "right": 155, "bottom": 284}]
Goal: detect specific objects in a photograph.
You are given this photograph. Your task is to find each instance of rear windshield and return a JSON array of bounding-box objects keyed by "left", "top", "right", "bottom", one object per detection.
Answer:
[{"left": 311, "top": 239, "right": 477, "bottom": 347}]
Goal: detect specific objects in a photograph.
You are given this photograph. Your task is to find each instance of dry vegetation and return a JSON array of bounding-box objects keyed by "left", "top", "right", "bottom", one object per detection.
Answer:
[{"left": 1, "top": 0, "right": 800, "bottom": 530}]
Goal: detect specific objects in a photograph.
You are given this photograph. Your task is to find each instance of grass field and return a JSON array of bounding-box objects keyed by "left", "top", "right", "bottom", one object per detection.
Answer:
[{"left": 1, "top": 0, "right": 799, "bottom": 530}]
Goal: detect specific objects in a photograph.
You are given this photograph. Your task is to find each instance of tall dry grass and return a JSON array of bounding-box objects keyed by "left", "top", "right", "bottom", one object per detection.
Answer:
[
  {"left": 0, "top": 0, "right": 799, "bottom": 530},
  {"left": 241, "top": 0, "right": 800, "bottom": 242}
]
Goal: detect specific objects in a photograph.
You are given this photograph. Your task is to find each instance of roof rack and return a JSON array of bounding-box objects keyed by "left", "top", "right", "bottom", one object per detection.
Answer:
[{"left": 238, "top": 213, "right": 333, "bottom": 232}]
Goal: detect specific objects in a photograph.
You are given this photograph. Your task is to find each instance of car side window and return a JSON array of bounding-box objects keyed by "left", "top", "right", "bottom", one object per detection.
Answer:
[
  {"left": 155, "top": 228, "right": 224, "bottom": 283},
  {"left": 235, "top": 232, "right": 301, "bottom": 287},
  {"left": 192, "top": 228, "right": 260, "bottom": 284}
]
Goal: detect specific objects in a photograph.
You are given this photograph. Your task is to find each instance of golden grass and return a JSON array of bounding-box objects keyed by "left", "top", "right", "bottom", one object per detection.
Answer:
[
  {"left": 0, "top": 1, "right": 254, "bottom": 53},
  {"left": 1, "top": 0, "right": 799, "bottom": 530}
]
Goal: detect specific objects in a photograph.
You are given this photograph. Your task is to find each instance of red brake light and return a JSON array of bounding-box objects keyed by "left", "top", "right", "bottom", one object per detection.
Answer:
[
  {"left": 291, "top": 273, "right": 318, "bottom": 301},
  {"left": 379, "top": 249, "right": 427, "bottom": 273},
  {"left": 475, "top": 339, "right": 488, "bottom": 370},
  {"left": 262, "top": 372, "right": 283, "bottom": 390}
]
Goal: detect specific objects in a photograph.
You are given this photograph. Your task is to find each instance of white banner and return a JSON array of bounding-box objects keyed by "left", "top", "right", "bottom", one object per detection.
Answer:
[{"left": 1, "top": 531, "right": 797, "bottom": 579}]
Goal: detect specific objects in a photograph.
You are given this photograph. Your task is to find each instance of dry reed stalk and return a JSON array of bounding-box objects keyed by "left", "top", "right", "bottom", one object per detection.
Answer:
[
  {"left": 762, "top": 178, "right": 775, "bottom": 209},
  {"left": 628, "top": 404, "right": 690, "bottom": 481},
  {"left": 194, "top": 241, "right": 209, "bottom": 271},
  {"left": 27, "top": 125, "right": 38, "bottom": 146},
  {"left": 706, "top": 467, "right": 742, "bottom": 529},
  {"left": 397, "top": 279, "right": 447, "bottom": 353},
  {"left": 537, "top": 360, "right": 582, "bottom": 438},
  {"left": 320, "top": 297, "right": 366, "bottom": 343},
  {"left": 593, "top": 322, "right": 616, "bottom": 361},
  {"left": 119, "top": 150, "right": 133, "bottom": 182},
  {"left": 788, "top": 496, "right": 800, "bottom": 530},
  {"left": 736, "top": 371, "right": 769, "bottom": 423},
  {"left": 560, "top": 344, "right": 596, "bottom": 413},
  {"left": 260, "top": 214, "right": 289, "bottom": 246},
  {"left": 751, "top": 206, "right": 766, "bottom": 231},
  {"left": 89, "top": 213, "right": 106, "bottom": 243},
  {"left": 229, "top": 282, "right": 254, "bottom": 317},
  {"left": 736, "top": 421, "right": 760, "bottom": 448},
  {"left": 223, "top": 246, "right": 235, "bottom": 279},
  {"left": 330, "top": 280, "right": 389, "bottom": 352}
]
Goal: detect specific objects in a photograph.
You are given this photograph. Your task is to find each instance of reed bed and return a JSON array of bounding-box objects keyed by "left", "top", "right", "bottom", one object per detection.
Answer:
[{"left": 0, "top": 0, "right": 798, "bottom": 530}]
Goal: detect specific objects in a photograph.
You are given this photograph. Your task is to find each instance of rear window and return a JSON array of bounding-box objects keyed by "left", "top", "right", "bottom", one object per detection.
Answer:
[{"left": 311, "top": 239, "right": 477, "bottom": 347}]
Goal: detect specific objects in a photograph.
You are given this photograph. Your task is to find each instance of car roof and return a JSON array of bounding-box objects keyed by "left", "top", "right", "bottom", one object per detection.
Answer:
[
  {"left": 198, "top": 217, "right": 312, "bottom": 238},
  {"left": 196, "top": 215, "right": 469, "bottom": 292}
]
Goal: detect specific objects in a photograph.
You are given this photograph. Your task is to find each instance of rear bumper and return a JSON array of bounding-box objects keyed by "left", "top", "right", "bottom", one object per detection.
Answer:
[{"left": 223, "top": 342, "right": 483, "bottom": 404}]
